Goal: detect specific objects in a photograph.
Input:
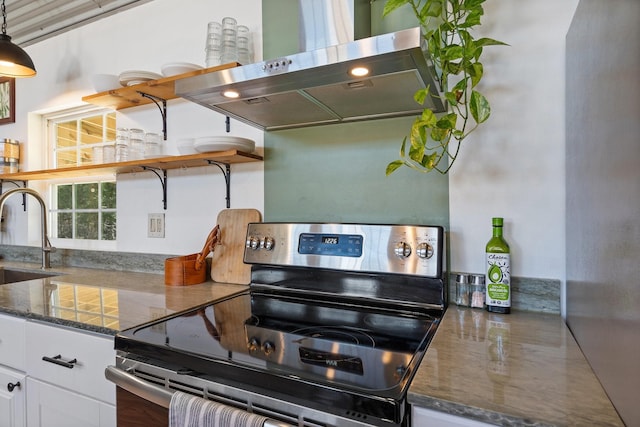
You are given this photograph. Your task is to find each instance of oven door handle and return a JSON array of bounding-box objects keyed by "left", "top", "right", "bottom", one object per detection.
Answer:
[{"left": 105, "top": 366, "right": 293, "bottom": 427}]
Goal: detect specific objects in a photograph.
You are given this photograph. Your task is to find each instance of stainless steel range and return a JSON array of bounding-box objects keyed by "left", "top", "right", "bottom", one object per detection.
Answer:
[{"left": 108, "top": 223, "right": 446, "bottom": 427}]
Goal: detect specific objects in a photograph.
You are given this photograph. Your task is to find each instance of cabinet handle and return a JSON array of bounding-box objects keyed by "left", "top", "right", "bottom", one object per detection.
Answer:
[
  {"left": 7, "top": 381, "right": 20, "bottom": 392},
  {"left": 42, "top": 354, "right": 78, "bottom": 369}
]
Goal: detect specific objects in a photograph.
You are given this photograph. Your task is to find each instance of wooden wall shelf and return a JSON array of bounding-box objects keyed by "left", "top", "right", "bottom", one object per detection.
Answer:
[
  {"left": 81, "top": 63, "right": 239, "bottom": 110},
  {"left": 0, "top": 151, "right": 262, "bottom": 181}
]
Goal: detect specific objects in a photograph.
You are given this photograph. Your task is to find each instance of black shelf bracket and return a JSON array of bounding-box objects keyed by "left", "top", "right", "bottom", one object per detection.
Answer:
[
  {"left": 138, "top": 92, "right": 168, "bottom": 140},
  {"left": 207, "top": 160, "right": 231, "bottom": 208},
  {"left": 141, "top": 167, "right": 168, "bottom": 210},
  {"left": 0, "top": 180, "right": 27, "bottom": 211}
]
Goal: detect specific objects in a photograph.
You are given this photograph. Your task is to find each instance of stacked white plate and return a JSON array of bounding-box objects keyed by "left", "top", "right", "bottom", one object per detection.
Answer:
[
  {"left": 194, "top": 136, "right": 255, "bottom": 153},
  {"left": 161, "top": 62, "right": 203, "bottom": 77},
  {"left": 119, "top": 70, "right": 164, "bottom": 87}
]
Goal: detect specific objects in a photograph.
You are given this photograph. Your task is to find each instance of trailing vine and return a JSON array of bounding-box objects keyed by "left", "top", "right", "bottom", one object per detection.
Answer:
[{"left": 379, "top": 0, "right": 507, "bottom": 175}]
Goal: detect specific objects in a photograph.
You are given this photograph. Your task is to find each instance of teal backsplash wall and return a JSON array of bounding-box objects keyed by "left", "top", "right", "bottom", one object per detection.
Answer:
[{"left": 264, "top": 118, "right": 450, "bottom": 227}]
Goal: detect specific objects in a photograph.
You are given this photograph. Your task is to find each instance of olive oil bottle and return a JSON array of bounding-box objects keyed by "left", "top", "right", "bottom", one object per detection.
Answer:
[{"left": 485, "top": 217, "right": 511, "bottom": 314}]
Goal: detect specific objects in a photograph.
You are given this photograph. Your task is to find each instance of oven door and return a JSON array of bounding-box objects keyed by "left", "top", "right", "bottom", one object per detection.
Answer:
[{"left": 106, "top": 366, "right": 292, "bottom": 427}]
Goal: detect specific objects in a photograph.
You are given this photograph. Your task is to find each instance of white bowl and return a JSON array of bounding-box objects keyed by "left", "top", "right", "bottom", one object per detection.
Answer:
[
  {"left": 91, "top": 74, "right": 120, "bottom": 92},
  {"left": 176, "top": 138, "right": 197, "bottom": 155}
]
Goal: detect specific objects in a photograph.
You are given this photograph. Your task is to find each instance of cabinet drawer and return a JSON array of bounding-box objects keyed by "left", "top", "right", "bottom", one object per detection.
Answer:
[
  {"left": 0, "top": 313, "right": 26, "bottom": 370},
  {"left": 25, "top": 322, "right": 115, "bottom": 405}
]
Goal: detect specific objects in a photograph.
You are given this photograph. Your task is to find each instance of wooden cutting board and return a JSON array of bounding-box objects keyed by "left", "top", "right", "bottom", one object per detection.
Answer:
[{"left": 210, "top": 208, "right": 262, "bottom": 285}]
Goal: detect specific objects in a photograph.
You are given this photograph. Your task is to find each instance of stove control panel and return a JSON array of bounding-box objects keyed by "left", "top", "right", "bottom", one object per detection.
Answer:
[{"left": 244, "top": 223, "right": 444, "bottom": 278}]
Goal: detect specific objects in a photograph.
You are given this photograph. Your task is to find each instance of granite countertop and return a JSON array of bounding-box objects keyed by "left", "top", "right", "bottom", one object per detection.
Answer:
[
  {"left": 1, "top": 260, "right": 623, "bottom": 426},
  {"left": 409, "top": 306, "right": 624, "bottom": 426},
  {"left": 0, "top": 260, "right": 247, "bottom": 335}
]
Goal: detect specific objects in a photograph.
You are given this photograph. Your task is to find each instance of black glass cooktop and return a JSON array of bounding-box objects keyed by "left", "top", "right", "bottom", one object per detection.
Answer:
[{"left": 115, "top": 290, "right": 440, "bottom": 395}]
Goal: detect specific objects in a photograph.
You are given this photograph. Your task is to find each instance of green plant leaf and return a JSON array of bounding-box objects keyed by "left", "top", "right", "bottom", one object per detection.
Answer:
[
  {"left": 467, "top": 62, "right": 484, "bottom": 87},
  {"left": 420, "top": 108, "right": 438, "bottom": 126},
  {"left": 475, "top": 37, "right": 509, "bottom": 47},
  {"left": 445, "top": 91, "right": 459, "bottom": 106},
  {"left": 386, "top": 160, "right": 404, "bottom": 176},
  {"left": 399, "top": 136, "right": 408, "bottom": 156},
  {"left": 470, "top": 90, "right": 491, "bottom": 123},
  {"left": 443, "top": 45, "right": 464, "bottom": 60},
  {"left": 422, "top": 152, "right": 439, "bottom": 170},
  {"left": 382, "top": 0, "right": 411, "bottom": 17},
  {"left": 422, "top": 0, "right": 443, "bottom": 18},
  {"left": 437, "top": 113, "right": 458, "bottom": 129}
]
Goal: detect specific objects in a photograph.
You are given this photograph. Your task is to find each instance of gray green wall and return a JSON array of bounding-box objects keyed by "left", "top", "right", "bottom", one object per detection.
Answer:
[{"left": 262, "top": 0, "right": 449, "bottom": 227}]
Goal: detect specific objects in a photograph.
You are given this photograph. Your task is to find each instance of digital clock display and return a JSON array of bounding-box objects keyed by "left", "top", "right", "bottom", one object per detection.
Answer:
[
  {"left": 321, "top": 236, "right": 339, "bottom": 245},
  {"left": 298, "top": 233, "right": 363, "bottom": 257}
]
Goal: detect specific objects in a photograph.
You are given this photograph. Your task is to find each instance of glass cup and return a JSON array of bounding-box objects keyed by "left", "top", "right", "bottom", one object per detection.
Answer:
[
  {"left": 103, "top": 144, "right": 115, "bottom": 163},
  {"left": 207, "top": 21, "right": 222, "bottom": 38},
  {"left": 128, "top": 128, "right": 145, "bottom": 160},
  {"left": 222, "top": 17, "right": 237, "bottom": 32},
  {"left": 115, "top": 144, "right": 129, "bottom": 162},
  {"left": 92, "top": 146, "right": 104, "bottom": 164},
  {"left": 144, "top": 132, "right": 162, "bottom": 158}
]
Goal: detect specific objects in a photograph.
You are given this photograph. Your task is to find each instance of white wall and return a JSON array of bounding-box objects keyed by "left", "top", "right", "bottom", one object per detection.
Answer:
[
  {"left": 0, "top": 0, "right": 264, "bottom": 255},
  {"left": 448, "top": 0, "right": 578, "bottom": 312}
]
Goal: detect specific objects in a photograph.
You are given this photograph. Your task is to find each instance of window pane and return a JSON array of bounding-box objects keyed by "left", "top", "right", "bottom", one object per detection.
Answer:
[
  {"left": 56, "top": 121, "right": 77, "bottom": 149},
  {"left": 102, "top": 212, "right": 116, "bottom": 241},
  {"left": 75, "top": 183, "right": 98, "bottom": 209},
  {"left": 57, "top": 184, "right": 73, "bottom": 209},
  {"left": 106, "top": 113, "right": 116, "bottom": 141},
  {"left": 101, "top": 182, "right": 116, "bottom": 209},
  {"left": 80, "top": 146, "right": 93, "bottom": 165},
  {"left": 75, "top": 212, "right": 99, "bottom": 239},
  {"left": 80, "top": 116, "right": 103, "bottom": 145},
  {"left": 56, "top": 149, "right": 76, "bottom": 167},
  {"left": 57, "top": 212, "right": 73, "bottom": 238}
]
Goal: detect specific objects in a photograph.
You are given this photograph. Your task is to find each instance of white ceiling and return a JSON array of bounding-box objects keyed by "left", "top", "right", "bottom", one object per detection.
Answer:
[{"left": 4, "top": 0, "right": 152, "bottom": 47}]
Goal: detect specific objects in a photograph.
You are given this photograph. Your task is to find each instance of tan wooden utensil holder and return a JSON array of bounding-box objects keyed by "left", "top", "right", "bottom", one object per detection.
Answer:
[{"left": 165, "top": 225, "right": 219, "bottom": 286}]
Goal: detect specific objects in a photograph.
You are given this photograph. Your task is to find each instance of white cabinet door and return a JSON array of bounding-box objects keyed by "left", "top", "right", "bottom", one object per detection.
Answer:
[
  {"left": 412, "top": 406, "right": 494, "bottom": 427},
  {"left": 0, "top": 366, "right": 26, "bottom": 427},
  {"left": 0, "top": 314, "right": 26, "bottom": 371},
  {"left": 26, "top": 378, "right": 115, "bottom": 427}
]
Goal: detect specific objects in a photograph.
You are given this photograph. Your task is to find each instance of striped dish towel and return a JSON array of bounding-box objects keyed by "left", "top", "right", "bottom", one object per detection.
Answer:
[{"left": 169, "top": 391, "right": 269, "bottom": 427}]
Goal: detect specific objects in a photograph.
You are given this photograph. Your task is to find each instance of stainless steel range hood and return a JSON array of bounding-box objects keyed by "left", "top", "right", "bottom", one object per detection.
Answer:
[{"left": 175, "top": 26, "right": 446, "bottom": 131}]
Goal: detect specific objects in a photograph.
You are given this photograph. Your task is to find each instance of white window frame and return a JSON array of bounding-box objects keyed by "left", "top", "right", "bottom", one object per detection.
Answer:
[{"left": 41, "top": 105, "right": 117, "bottom": 251}]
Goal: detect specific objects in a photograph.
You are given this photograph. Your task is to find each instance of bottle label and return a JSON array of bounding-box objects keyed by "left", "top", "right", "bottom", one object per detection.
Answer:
[{"left": 485, "top": 253, "right": 510, "bottom": 307}]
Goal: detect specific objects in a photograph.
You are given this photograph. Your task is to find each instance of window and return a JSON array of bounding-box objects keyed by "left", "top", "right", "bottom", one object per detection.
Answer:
[
  {"left": 54, "top": 111, "right": 116, "bottom": 167},
  {"left": 51, "top": 182, "right": 116, "bottom": 240},
  {"left": 46, "top": 109, "right": 117, "bottom": 245}
]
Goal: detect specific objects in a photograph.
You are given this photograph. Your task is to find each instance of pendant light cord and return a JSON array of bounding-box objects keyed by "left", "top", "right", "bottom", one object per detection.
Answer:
[{"left": 1, "top": 0, "right": 6, "bottom": 36}]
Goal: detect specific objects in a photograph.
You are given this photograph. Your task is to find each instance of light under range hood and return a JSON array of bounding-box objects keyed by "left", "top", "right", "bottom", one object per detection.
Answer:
[{"left": 175, "top": 27, "right": 446, "bottom": 131}]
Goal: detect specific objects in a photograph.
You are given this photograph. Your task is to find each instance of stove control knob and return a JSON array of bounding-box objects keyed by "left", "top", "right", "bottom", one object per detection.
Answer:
[
  {"left": 417, "top": 243, "right": 434, "bottom": 259},
  {"left": 246, "top": 236, "right": 260, "bottom": 250},
  {"left": 394, "top": 242, "right": 412, "bottom": 258},
  {"left": 247, "top": 337, "right": 260, "bottom": 352},
  {"left": 262, "top": 341, "right": 275, "bottom": 356},
  {"left": 262, "top": 236, "right": 275, "bottom": 251}
]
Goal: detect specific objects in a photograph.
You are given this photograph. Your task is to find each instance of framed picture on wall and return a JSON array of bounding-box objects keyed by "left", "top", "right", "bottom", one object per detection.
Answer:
[{"left": 0, "top": 77, "right": 15, "bottom": 125}]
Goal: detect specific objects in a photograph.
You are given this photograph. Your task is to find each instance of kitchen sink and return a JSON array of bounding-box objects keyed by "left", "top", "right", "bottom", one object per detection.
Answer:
[{"left": 0, "top": 267, "right": 61, "bottom": 284}]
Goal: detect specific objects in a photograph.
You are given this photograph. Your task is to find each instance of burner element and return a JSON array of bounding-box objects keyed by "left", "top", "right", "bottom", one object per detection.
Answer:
[{"left": 292, "top": 326, "right": 376, "bottom": 347}]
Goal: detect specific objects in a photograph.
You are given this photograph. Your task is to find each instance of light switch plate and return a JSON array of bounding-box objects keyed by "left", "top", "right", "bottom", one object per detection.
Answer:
[{"left": 148, "top": 213, "right": 165, "bottom": 238}]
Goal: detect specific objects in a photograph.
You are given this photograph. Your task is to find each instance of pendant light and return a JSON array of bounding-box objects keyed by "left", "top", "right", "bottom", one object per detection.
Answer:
[{"left": 0, "top": 0, "right": 36, "bottom": 77}]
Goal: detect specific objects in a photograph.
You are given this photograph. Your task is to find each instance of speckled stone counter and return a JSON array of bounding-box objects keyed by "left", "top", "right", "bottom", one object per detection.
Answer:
[
  {"left": 408, "top": 306, "right": 623, "bottom": 426},
  {"left": 0, "top": 260, "right": 247, "bottom": 335}
]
